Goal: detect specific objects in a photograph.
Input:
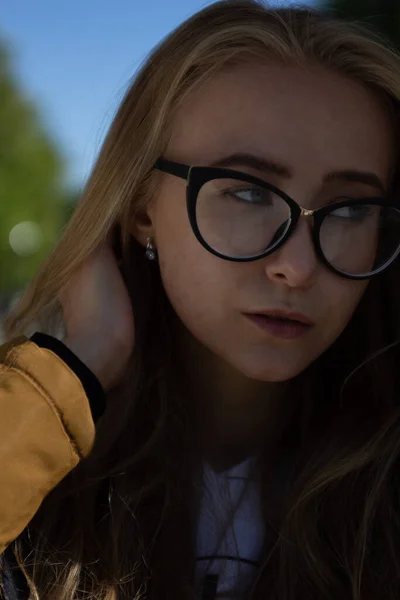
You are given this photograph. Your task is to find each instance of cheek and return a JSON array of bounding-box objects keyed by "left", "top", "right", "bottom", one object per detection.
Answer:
[
  {"left": 318, "top": 276, "right": 368, "bottom": 343},
  {"left": 154, "top": 197, "right": 232, "bottom": 340},
  {"left": 159, "top": 243, "right": 231, "bottom": 341}
]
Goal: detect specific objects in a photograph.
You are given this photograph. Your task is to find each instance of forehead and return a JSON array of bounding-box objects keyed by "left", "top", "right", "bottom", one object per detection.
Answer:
[{"left": 168, "top": 62, "right": 393, "bottom": 177}]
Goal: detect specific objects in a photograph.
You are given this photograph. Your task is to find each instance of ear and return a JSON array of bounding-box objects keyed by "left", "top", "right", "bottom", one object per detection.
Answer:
[{"left": 130, "top": 202, "right": 156, "bottom": 248}]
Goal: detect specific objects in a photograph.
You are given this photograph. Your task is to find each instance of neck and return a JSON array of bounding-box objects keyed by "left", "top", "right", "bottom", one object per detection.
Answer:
[{"left": 178, "top": 325, "right": 293, "bottom": 470}]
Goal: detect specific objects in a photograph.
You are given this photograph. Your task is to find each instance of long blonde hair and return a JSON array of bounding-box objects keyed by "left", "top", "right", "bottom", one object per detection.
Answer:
[{"left": 4, "top": 2, "right": 400, "bottom": 599}]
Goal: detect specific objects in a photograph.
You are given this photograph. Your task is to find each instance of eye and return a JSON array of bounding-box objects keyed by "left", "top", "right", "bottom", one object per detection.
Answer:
[
  {"left": 224, "top": 186, "right": 273, "bottom": 205},
  {"left": 329, "top": 204, "right": 374, "bottom": 221}
]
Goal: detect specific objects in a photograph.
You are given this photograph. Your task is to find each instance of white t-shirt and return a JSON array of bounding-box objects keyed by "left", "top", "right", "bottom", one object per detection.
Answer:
[{"left": 195, "top": 458, "right": 264, "bottom": 599}]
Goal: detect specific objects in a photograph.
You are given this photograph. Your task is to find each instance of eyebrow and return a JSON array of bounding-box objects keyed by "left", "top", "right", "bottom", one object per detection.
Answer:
[
  {"left": 210, "top": 153, "right": 291, "bottom": 178},
  {"left": 209, "top": 152, "right": 387, "bottom": 195},
  {"left": 324, "top": 170, "right": 387, "bottom": 194}
]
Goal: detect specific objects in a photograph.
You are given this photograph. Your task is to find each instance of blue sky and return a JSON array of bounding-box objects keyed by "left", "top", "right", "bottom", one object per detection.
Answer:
[{"left": 1, "top": 0, "right": 316, "bottom": 188}]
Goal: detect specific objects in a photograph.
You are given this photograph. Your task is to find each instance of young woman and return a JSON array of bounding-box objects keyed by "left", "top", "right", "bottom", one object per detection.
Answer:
[{"left": 1, "top": 1, "right": 400, "bottom": 598}]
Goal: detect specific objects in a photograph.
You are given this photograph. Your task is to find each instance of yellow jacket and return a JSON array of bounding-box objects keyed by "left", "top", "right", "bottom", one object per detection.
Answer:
[{"left": 0, "top": 334, "right": 101, "bottom": 553}]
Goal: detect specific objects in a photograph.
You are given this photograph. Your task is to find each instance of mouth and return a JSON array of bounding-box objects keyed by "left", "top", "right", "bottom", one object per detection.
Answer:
[{"left": 244, "top": 309, "right": 314, "bottom": 339}]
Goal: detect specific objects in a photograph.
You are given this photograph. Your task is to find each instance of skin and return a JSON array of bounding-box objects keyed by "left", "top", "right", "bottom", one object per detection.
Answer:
[{"left": 131, "top": 62, "right": 394, "bottom": 463}]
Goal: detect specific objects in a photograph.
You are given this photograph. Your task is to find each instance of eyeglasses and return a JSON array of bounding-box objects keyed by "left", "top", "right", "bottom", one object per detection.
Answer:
[{"left": 155, "top": 158, "right": 400, "bottom": 280}]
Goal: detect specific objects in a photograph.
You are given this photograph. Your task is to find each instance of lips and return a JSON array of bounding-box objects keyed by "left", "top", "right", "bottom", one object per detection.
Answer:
[
  {"left": 244, "top": 309, "right": 314, "bottom": 339},
  {"left": 253, "top": 309, "right": 314, "bottom": 326}
]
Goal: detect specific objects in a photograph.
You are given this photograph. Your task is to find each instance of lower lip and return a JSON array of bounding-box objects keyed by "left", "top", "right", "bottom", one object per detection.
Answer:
[{"left": 245, "top": 314, "right": 312, "bottom": 339}]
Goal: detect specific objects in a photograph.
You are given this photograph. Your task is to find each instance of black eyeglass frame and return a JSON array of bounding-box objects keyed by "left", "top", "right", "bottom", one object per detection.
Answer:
[{"left": 155, "top": 157, "right": 400, "bottom": 281}]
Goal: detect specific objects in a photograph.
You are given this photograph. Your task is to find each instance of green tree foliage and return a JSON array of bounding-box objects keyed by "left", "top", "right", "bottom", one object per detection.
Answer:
[
  {"left": 0, "top": 40, "right": 65, "bottom": 295},
  {"left": 323, "top": 0, "right": 400, "bottom": 48}
]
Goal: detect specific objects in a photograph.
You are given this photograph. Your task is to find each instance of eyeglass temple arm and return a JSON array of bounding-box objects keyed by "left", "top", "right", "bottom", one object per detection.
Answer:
[{"left": 154, "top": 158, "right": 190, "bottom": 181}]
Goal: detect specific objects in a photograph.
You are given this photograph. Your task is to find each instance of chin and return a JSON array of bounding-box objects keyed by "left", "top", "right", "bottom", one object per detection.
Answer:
[{"left": 230, "top": 352, "right": 314, "bottom": 383}]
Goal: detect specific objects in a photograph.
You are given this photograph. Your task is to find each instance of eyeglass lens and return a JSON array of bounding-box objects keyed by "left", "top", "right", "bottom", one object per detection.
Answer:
[{"left": 195, "top": 176, "right": 400, "bottom": 276}]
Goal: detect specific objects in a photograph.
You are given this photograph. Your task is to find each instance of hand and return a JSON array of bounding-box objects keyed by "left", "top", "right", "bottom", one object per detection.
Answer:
[{"left": 60, "top": 235, "right": 134, "bottom": 391}]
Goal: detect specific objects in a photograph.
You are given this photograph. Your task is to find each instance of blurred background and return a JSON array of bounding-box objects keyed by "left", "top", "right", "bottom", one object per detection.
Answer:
[{"left": 0, "top": 0, "right": 399, "bottom": 339}]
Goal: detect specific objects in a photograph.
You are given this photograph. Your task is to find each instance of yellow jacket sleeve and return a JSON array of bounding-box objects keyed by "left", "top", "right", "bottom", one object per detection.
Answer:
[{"left": 0, "top": 336, "right": 95, "bottom": 553}]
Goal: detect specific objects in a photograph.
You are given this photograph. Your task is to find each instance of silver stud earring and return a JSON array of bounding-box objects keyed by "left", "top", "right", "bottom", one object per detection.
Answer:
[{"left": 145, "top": 237, "right": 157, "bottom": 261}]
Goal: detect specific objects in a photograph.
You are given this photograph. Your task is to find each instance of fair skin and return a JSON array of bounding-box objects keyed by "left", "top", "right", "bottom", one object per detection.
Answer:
[
  {"left": 62, "top": 61, "right": 393, "bottom": 464},
  {"left": 136, "top": 62, "right": 393, "bottom": 458},
  {"left": 61, "top": 240, "right": 134, "bottom": 391}
]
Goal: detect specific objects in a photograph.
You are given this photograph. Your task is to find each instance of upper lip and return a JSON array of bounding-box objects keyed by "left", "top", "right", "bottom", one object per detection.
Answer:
[{"left": 245, "top": 309, "right": 314, "bottom": 326}]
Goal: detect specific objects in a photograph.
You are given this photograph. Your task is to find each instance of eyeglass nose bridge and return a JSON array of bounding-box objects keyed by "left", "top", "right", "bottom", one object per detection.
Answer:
[{"left": 300, "top": 207, "right": 315, "bottom": 217}]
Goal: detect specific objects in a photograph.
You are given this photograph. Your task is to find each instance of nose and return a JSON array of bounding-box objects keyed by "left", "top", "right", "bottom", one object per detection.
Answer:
[{"left": 264, "top": 216, "right": 318, "bottom": 288}]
